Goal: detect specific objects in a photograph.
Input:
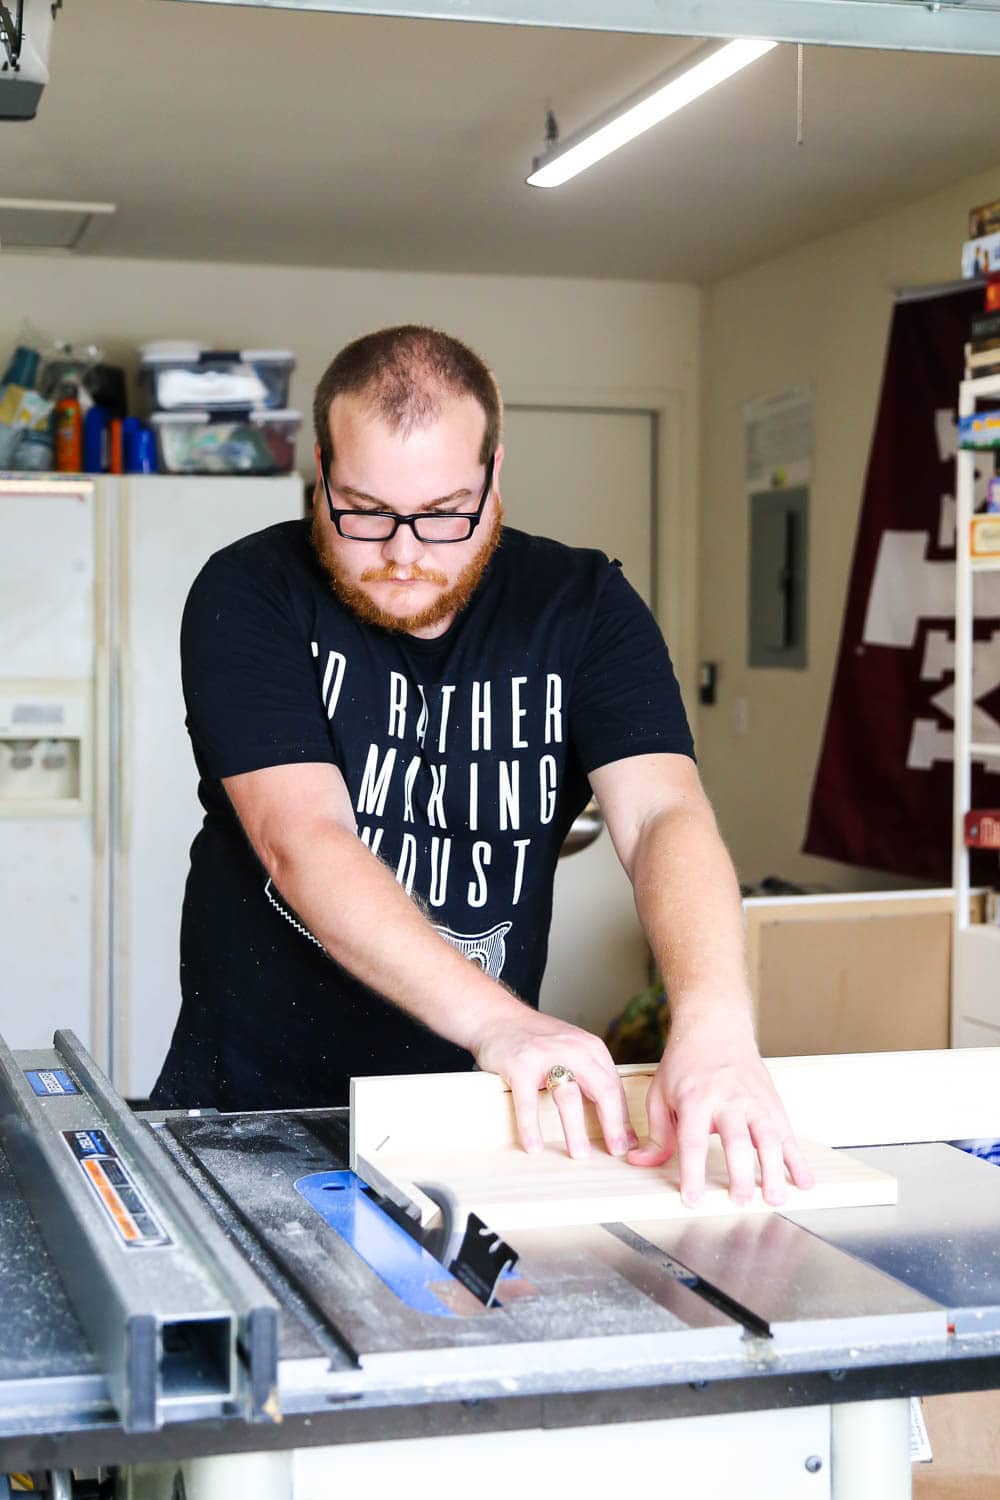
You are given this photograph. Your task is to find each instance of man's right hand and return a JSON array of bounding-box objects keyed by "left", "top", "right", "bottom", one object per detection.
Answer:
[
  {"left": 222, "top": 762, "right": 634, "bottom": 1158},
  {"left": 470, "top": 1008, "right": 637, "bottom": 1160}
]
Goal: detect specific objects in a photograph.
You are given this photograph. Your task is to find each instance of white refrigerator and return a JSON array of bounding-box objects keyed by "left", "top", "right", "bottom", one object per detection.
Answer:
[{"left": 0, "top": 473, "right": 302, "bottom": 1097}]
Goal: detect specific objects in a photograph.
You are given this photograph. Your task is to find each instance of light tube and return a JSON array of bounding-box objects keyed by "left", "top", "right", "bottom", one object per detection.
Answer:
[{"left": 527, "top": 38, "right": 778, "bottom": 189}]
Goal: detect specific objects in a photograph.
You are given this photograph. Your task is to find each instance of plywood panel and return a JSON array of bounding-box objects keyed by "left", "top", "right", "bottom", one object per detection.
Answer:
[
  {"left": 744, "top": 892, "right": 959, "bottom": 1056},
  {"left": 755, "top": 911, "right": 951, "bottom": 1056},
  {"left": 351, "top": 1066, "right": 896, "bottom": 1231}
]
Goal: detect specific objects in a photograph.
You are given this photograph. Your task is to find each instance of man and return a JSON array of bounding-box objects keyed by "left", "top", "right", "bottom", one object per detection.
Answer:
[{"left": 153, "top": 324, "right": 813, "bottom": 1208}]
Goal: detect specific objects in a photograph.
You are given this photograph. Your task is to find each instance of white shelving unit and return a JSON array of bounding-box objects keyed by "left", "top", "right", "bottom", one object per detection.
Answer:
[{"left": 952, "top": 371, "right": 1000, "bottom": 1046}]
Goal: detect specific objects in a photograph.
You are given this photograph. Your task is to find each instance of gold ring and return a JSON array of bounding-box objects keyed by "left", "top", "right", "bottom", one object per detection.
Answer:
[{"left": 545, "top": 1064, "right": 575, "bottom": 1091}]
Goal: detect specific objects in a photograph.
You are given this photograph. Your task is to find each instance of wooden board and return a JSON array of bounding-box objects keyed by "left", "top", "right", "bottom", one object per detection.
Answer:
[
  {"left": 366, "top": 1137, "right": 895, "bottom": 1231},
  {"left": 765, "top": 1048, "right": 1000, "bottom": 1147},
  {"left": 351, "top": 1066, "right": 897, "bottom": 1231}
]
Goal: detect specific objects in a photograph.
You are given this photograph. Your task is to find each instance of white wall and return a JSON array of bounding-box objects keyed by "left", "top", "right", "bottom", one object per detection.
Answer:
[
  {"left": 13, "top": 178, "right": 1000, "bottom": 901},
  {"left": 699, "top": 162, "right": 1000, "bottom": 892},
  {"left": 4, "top": 252, "right": 701, "bottom": 694}
]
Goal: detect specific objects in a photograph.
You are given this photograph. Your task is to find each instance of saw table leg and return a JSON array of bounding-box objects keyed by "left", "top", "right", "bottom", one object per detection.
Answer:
[
  {"left": 125, "top": 1453, "right": 293, "bottom": 1500},
  {"left": 831, "top": 1399, "right": 911, "bottom": 1499}
]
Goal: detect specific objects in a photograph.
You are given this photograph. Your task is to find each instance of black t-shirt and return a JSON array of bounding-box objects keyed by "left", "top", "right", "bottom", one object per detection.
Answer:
[{"left": 152, "top": 520, "right": 694, "bottom": 1111}]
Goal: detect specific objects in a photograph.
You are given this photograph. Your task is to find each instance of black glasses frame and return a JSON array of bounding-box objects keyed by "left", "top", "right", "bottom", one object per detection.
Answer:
[{"left": 322, "top": 454, "right": 495, "bottom": 543}]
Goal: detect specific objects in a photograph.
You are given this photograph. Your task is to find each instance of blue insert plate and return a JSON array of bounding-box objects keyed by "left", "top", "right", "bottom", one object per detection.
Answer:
[{"left": 294, "top": 1169, "right": 459, "bottom": 1317}]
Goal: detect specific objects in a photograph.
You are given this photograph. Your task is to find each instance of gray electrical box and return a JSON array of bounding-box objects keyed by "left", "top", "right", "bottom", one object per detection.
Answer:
[{"left": 748, "top": 488, "right": 808, "bottom": 669}]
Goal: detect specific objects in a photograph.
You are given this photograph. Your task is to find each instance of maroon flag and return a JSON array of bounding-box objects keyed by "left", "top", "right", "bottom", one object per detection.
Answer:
[{"left": 803, "top": 287, "right": 1000, "bottom": 881}]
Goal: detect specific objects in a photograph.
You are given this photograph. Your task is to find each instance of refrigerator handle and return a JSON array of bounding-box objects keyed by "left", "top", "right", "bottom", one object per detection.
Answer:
[
  {"left": 116, "top": 642, "right": 134, "bottom": 859},
  {"left": 91, "top": 482, "right": 113, "bottom": 1075},
  {"left": 110, "top": 481, "right": 133, "bottom": 1091},
  {"left": 113, "top": 639, "right": 134, "bottom": 1089},
  {"left": 94, "top": 633, "right": 110, "bottom": 862}
]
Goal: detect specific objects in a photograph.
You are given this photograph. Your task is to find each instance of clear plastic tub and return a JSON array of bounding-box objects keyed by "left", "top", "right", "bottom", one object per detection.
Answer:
[
  {"left": 151, "top": 409, "right": 301, "bottom": 475},
  {"left": 140, "top": 344, "right": 296, "bottom": 412}
]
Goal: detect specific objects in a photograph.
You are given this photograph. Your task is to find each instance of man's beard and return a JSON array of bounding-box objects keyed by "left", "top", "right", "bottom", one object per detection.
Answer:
[{"left": 310, "top": 503, "right": 503, "bottom": 634}]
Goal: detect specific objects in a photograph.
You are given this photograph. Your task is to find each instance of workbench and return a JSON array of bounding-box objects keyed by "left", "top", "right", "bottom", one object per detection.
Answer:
[{"left": 2, "top": 1032, "right": 999, "bottom": 1500}]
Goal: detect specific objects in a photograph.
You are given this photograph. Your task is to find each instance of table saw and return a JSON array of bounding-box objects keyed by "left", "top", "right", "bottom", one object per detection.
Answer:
[{"left": 2, "top": 1030, "right": 999, "bottom": 1500}]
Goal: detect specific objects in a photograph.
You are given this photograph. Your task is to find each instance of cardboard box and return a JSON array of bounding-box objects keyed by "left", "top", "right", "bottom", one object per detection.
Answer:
[
  {"left": 914, "top": 1391, "right": 1000, "bottom": 1500},
  {"left": 970, "top": 198, "right": 1000, "bottom": 240}
]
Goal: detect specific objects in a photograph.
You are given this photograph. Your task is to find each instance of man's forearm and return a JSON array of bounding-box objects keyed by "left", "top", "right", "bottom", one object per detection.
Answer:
[
  {"left": 266, "top": 821, "right": 524, "bottom": 1053},
  {"left": 630, "top": 804, "right": 754, "bottom": 1032}
]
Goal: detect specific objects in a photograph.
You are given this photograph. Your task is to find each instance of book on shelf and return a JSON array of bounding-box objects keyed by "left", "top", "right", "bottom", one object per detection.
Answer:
[
  {"left": 962, "top": 232, "right": 1000, "bottom": 279},
  {"left": 964, "top": 343, "right": 1000, "bottom": 376},
  {"left": 971, "top": 312, "right": 1000, "bottom": 341},
  {"left": 964, "top": 351, "right": 1000, "bottom": 379}
]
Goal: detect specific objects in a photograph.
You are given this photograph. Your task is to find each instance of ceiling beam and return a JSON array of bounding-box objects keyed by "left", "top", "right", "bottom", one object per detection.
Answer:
[{"left": 165, "top": 0, "right": 1000, "bottom": 57}]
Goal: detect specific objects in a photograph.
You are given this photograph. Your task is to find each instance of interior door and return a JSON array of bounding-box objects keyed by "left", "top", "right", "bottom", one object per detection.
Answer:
[{"left": 500, "top": 406, "right": 658, "bottom": 1038}]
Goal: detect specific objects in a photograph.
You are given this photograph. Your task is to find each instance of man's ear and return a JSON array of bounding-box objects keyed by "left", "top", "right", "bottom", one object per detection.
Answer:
[
  {"left": 492, "top": 443, "right": 505, "bottom": 496},
  {"left": 309, "top": 445, "right": 324, "bottom": 513}
]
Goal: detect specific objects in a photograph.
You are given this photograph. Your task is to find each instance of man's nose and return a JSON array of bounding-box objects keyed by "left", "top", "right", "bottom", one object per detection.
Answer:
[{"left": 382, "top": 520, "right": 424, "bottom": 566}]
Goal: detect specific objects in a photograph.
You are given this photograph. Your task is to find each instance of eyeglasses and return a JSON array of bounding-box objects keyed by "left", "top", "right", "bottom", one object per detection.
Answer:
[{"left": 322, "top": 455, "right": 495, "bottom": 543}]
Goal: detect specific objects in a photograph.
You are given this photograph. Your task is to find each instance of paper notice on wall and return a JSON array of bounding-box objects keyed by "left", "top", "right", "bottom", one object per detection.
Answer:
[
  {"left": 910, "top": 1397, "right": 933, "bottom": 1464},
  {"left": 744, "top": 386, "right": 814, "bottom": 493}
]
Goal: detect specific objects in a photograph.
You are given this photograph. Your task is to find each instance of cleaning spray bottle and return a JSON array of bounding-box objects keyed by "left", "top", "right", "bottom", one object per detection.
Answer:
[{"left": 53, "top": 381, "right": 83, "bottom": 472}]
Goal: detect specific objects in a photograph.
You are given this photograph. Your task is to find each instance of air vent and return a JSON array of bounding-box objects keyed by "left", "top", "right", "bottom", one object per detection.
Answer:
[{"left": 0, "top": 197, "right": 116, "bottom": 252}]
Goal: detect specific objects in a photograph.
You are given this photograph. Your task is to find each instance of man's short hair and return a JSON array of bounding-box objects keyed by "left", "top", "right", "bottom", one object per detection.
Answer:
[{"left": 313, "top": 325, "right": 502, "bottom": 473}]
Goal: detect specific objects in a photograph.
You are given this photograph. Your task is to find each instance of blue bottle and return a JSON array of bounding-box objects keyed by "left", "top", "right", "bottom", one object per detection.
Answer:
[{"left": 83, "top": 406, "right": 111, "bottom": 472}]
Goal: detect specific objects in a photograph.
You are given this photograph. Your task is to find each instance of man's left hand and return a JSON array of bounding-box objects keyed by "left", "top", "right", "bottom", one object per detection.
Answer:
[{"left": 627, "top": 1008, "right": 816, "bottom": 1207}]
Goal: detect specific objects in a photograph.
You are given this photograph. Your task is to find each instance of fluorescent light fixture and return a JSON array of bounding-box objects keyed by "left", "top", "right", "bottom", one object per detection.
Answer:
[
  {"left": 527, "top": 38, "right": 778, "bottom": 189},
  {"left": 0, "top": 197, "right": 116, "bottom": 252}
]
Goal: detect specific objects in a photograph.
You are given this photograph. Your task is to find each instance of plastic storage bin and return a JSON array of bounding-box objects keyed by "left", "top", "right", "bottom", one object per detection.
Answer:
[
  {"left": 151, "top": 409, "right": 301, "bottom": 474},
  {"left": 140, "top": 343, "right": 295, "bottom": 412}
]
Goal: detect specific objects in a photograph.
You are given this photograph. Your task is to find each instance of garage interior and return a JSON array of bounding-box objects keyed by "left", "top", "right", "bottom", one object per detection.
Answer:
[{"left": 4, "top": 2, "right": 1000, "bottom": 1496}]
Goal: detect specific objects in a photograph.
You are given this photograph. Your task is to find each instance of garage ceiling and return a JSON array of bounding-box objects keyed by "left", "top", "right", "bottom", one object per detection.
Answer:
[
  {"left": 10, "top": 0, "right": 1000, "bottom": 281},
  {"left": 164, "top": 0, "right": 1000, "bottom": 57}
]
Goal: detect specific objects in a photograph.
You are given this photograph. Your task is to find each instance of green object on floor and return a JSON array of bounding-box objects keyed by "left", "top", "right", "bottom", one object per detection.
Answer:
[{"left": 604, "top": 979, "right": 669, "bottom": 1064}]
